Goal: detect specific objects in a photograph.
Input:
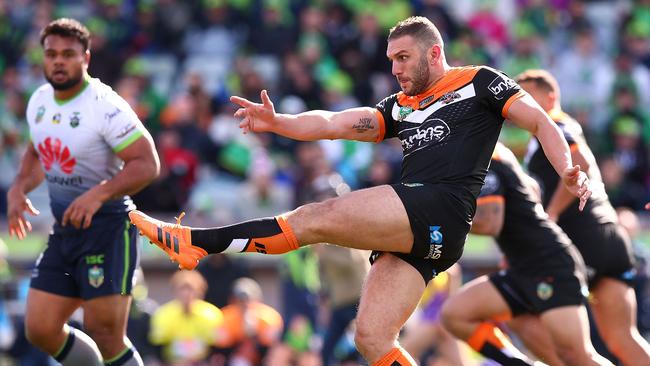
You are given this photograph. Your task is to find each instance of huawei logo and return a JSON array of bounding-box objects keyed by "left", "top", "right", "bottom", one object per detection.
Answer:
[{"left": 37, "top": 137, "right": 76, "bottom": 174}]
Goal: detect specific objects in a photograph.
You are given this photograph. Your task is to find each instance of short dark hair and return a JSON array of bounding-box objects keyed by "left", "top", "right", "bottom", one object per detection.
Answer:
[
  {"left": 515, "top": 69, "right": 560, "bottom": 95},
  {"left": 388, "top": 16, "right": 443, "bottom": 49},
  {"left": 40, "top": 18, "right": 91, "bottom": 51}
]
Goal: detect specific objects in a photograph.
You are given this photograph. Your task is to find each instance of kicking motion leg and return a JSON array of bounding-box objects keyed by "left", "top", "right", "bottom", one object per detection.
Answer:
[{"left": 129, "top": 185, "right": 414, "bottom": 269}]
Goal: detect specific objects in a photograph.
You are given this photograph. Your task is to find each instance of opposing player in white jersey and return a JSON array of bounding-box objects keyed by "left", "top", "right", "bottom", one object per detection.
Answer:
[{"left": 6, "top": 18, "right": 159, "bottom": 366}]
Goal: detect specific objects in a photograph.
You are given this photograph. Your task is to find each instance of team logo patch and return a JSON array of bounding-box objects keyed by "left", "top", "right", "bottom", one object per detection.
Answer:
[
  {"left": 440, "top": 91, "right": 461, "bottom": 104},
  {"left": 398, "top": 105, "right": 414, "bottom": 122},
  {"left": 488, "top": 75, "right": 518, "bottom": 100},
  {"left": 35, "top": 106, "right": 46, "bottom": 123},
  {"left": 88, "top": 265, "right": 104, "bottom": 288},
  {"left": 69, "top": 112, "right": 81, "bottom": 128},
  {"left": 37, "top": 137, "right": 76, "bottom": 174},
  {"left": 536, "top": 281, "right": 553, "bottom": 300},
  {"left": 52, "top": 112, "right": 61, "bottom": 124},
  {"left": 426, "top": 225, "right": 443, "bottom": 259}
]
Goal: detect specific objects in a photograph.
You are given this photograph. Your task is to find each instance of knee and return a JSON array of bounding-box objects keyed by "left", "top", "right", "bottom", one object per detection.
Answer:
[
  {"left": 84, "top": 322, "right": 122, "bottom": 349},
  {"left": 353, "top": 319, "right": 398, "bottom": 360},
  {"left": 440, "top": 302, "right": 460, "bottom": 336},
  {"left": 290, "top": 200, "right": 336, "bottom": 242},
  {"left": 24, "top": 315, "right": 60, "bottom": 348}
]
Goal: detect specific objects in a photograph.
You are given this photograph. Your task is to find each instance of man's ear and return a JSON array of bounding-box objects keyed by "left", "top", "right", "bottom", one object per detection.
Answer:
[{"left": 430, "top": 44, "right": 442, "bottom": 65}]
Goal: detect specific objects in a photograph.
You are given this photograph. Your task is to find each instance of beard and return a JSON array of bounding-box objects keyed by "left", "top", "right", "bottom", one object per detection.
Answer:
[
  {"left": 45, "top": 69, "right": 83, "bottom": 91},
  {"left": 403, "top": 55, "right": 431, "bottom": 96}
]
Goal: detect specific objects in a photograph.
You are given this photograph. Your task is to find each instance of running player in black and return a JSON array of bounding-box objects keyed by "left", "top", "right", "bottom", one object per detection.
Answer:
[
  {"left": 129, "top": 18, "right": 590, "bottom": 365},
  {"left": 441, "top": 143, "right": 611, "bottom": 366},
  {"left": 517, "top": 69, "right": 650, "bottom": 366}
]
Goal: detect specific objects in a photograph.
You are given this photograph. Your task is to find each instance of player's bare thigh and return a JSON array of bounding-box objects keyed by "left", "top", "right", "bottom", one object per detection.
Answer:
[
  {"left": 25, "top": 288, "right": 83, "bottom": 354},
  {"left": 287, "top": 184, "right": 414, "bottom": 253}
]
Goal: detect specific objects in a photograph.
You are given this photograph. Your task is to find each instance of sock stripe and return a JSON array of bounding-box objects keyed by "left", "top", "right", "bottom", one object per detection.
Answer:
[
  {"left": 224, "top": 238, "right": 248, "bottom": 253},
  {"left": 276, "top": 215, "right": 299, "bottom": 250},
  {"left": 467, "top": 323, "right": 494, "bottom": 351},
  {"left": 103, "top": 347, "right": 134, "bottom": 366},
  {"left": 53, "top": 328, "right": 76, "bottom": 362}
]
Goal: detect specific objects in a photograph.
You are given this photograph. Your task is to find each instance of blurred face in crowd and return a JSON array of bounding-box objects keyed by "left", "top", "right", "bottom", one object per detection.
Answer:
[
  {"left": 387, "top": 35, "right": 435, "bottom": 96},
  {"left": 42, "top": 35, "right": 88, "bottom": 90},
  {"left": 175, "top": 283, "right": 200, "bottom": 309}
]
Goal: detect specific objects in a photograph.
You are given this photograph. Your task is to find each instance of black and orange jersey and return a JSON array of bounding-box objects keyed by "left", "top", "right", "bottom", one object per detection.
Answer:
[
  {"left": 478, "top": 143, "right": 581, "bottom": 274},
  {"left": 525, "top": 109, "right": 618, "bottom": 227},
  {"left": 375, "top": 66, "right": 524, "bottom": 202}
]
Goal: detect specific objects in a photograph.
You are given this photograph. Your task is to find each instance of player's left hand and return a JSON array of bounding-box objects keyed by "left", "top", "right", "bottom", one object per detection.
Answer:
[
  {"left": 62, "top": 188, "right": 103, "bottom": 229},
  {"left": 561, "top": 165, "right": 591, "bottom": 211}
]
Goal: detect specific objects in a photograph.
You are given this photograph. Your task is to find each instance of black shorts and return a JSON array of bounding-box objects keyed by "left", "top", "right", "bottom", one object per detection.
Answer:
[
  {"left": 370, "top": 183, "right": 471, "bottom": 284},
  {"left": 489, "top": 267, "right": 588, "bottom": 316},
  {"left": 30, "top": 214, "right": 139, "bottom": 300},
  {"left": 562, "top": 222, "right": 636, "bottom": 287}
]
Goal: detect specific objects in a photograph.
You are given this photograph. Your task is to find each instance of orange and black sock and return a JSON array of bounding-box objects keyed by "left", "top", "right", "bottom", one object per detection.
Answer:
[
  {"left": 467, "top": 323, "right": 534, "bottom": 366},
  {"left": 371, "top": 347, "right": 417, "bottom": 366},
  {"left": 191, "top": 215, "right": 299, "bottom": 255}
]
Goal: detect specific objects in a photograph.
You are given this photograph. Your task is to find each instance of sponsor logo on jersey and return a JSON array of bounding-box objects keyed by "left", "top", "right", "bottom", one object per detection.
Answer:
[
  {"left": 488, "top": 75, "right": 518, "bottom": 100},
  {"left": 52, "top": 112, "right": 61, "bottom": 124},
  {"left": 116, "top": 123, "right": 137, "bottom": 139},
  {"left": 400, "top": 118, "right": 450, "bottom": 155},
  {"left": 105, "top": 108, "right": 121, "bottom": 122},
  {"left": 426, "top": 225, "right": 443, "bottom": 259},
  {"left": 440, "top": 91, "right": 461, "bottom": 104},
  {"left": 402, "top": 182, "right": 424, "bottom": 187},
  {"left": 88, "top": 265, "right": 104, "bottom": 288},
  {"left": 536, "top": 281, "right": 553, "bottom": 300},
  {"left": 69, "top": 111, "right": 81, "bottom": 128},
  {"left": 37, "top": 137, "right": 76, "bottom": 174},
  {"left": 419, "top": 95, "right": 435, "bottom": 109},
  {"left": 35, "top": 106, "right": 46, "bottom": 123},
  {"left": 398, "top": 105, "right": 414, "bottom": 122}
]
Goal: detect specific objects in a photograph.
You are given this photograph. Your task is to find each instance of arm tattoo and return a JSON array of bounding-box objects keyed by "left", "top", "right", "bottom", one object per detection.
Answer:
[{"left": 352, "top": 117, "right": 374, "bottom": 133}]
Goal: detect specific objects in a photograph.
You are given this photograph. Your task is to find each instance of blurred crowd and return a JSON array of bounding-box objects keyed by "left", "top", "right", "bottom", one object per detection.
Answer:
[{"left": 1, "top": 0, "right": 650, "bottom": 365}]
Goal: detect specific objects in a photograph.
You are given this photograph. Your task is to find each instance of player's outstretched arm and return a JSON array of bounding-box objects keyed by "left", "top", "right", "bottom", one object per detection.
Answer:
[
  {"left": 7, "top": 143, "right": 43, "bottom": 239},
  {"left": 506, "top": 94, "right": 591, "bottom": 210},
  {"left": 231, "top": 90, "right": 381, "bottom": 142}
]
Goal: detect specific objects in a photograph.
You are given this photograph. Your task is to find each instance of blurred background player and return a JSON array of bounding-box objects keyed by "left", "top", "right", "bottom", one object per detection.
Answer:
[
  {"left": 442, "top": 143, "right": 610, "bottom": 366},
  {"left": 6, "top": 18, "right": 159, "bottom": 366},
  {"left": 518, "top": 69, "right": 650, "bottom": 365}
]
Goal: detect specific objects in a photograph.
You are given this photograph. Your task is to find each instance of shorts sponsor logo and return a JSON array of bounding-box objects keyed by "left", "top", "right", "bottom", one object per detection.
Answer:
[
  {"left": 622, "top": 268, "right": 637, "bottom": 280},
  {"left": 86, "top": 254, "right": 104, "bottom": 265},
  {"left": 88, "top": 265, "right": 104, "bottom": 288},
  {"left": 536, "top": 281, "right": 553, "bottom": 300},
  {"left": 426, "top": 225, "right": 443, "bottom": 259},
  {"left": 400, "top": 118, "right": 450, "bottom": 156},
  {"left": 488, "top": 75, "right": 517, "bottom": 100}
]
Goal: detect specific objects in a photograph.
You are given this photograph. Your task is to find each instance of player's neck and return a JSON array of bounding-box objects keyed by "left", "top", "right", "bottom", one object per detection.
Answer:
[
  {"left": 53, "top": 73, "right": 90, "bottom": 103},
  {"left": 423, "top": 63, "right": 452, "bottom": 93}
]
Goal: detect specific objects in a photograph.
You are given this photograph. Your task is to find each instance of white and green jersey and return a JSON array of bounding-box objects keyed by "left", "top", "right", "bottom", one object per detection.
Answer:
[{"left": 26, "top": 77, "right": 148, "bottom": 223}]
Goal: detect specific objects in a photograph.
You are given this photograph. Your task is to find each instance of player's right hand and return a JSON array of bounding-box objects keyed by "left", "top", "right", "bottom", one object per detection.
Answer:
[
  {"left": 7, "top": 189, "right": 40, "bottom": 240},
  {"left": 230, "top": 90, "right": 276, "bottom": 134}
]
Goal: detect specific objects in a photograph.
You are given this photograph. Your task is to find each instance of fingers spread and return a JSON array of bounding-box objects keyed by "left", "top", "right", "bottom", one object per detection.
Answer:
[
  {"left": 230, "top": 96, "right": 254, "bottom": 108},
  {"left": 261, "top": 90, "right": 273, "bottom": 108}
]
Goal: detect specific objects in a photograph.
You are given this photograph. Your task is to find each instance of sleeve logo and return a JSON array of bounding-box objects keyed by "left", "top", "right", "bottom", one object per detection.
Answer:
[{"left": 488, "top": 75, "right": 517, "bottom": 100}]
